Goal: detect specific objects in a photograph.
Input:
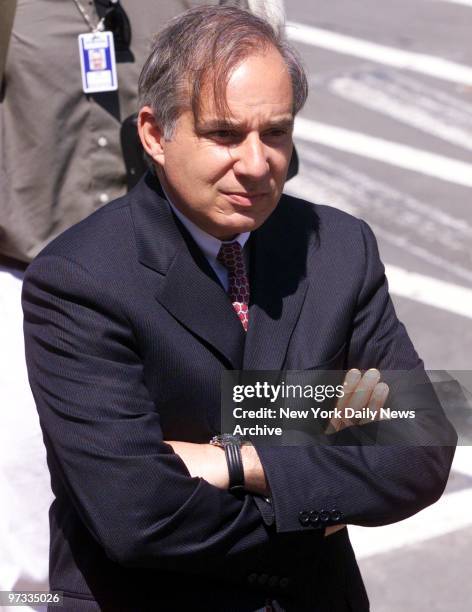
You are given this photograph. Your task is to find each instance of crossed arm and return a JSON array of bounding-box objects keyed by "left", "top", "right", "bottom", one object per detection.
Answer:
[{"left": 167, "top": 368, "right": 390, "bottom": 537}]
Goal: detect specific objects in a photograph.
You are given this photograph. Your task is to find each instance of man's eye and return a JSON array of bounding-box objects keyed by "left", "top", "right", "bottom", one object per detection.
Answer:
[
  {"left": 210, "top": 130, "right": 238, "bottom": 140},
  {"left": 265, "top": 129, "right": 287, "bottom": 138}
]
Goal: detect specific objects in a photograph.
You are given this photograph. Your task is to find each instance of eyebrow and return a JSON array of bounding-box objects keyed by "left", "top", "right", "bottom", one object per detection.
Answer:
[{"left": 196, "top": 116, "right": 294, "bottom": 131}]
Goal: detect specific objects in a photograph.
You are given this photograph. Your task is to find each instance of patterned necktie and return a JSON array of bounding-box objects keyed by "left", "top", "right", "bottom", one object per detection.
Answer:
[{"left": 217, "top": 241, "right": 250, "bottom": 331}]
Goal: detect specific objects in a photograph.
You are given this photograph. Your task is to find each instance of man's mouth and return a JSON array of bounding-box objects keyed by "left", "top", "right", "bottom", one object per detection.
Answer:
[{"left": 221, "top": 191, "right": 268, "bottom": 206}]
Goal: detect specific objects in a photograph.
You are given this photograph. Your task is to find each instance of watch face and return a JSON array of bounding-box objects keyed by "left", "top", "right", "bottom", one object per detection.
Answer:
[
  {"left": 210, "top": 434, "right": 243, "bottom": 447},
  {"left": 222, "top": 434, "right": 241, "bottom": 445}
]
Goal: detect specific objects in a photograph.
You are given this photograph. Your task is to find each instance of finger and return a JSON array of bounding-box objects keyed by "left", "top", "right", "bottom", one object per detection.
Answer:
[
  {"left": 326, "top": 414, "right": 354, "bottom": 433},
  {"left": 359, "top": 382, "right": 389, "bottom": 425},
  {"left": 349, "top": 368, "right": 380, "bottom": 412},
  {"left": 329, "top": 369, "right": 362, "bottom": 432},
  {"left": 368, "top": 382, "right": 389, "bottom": 420},
  {"left": 336, "top": 369, "right": 362, "bottom": 411}
]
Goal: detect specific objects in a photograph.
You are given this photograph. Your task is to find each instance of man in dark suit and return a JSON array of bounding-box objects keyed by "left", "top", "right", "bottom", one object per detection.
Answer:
[{"left": 23, "top": 6, "right": 456, "bottom": 611}]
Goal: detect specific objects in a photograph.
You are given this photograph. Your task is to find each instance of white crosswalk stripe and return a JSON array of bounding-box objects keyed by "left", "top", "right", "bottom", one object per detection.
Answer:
[
  {"left": 293, "top": 117, "right": 472, "bottom": 188},
  {"left": 327, "top": 70, "right": 472, "bottom": 151},
  {"left": 349, "top": 483, "right": 472, "bottom": 559},
  {"left": 434, "top": 0, "right": 472, "bottom": 7},
  {"left": 287, "top": 21, "right": 472, "bottom": 85},
  {"left": 385, "top": 266, "right": 472, "bottom": 319}
]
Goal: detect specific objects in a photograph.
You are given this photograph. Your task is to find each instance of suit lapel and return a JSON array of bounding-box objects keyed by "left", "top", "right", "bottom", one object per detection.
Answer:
[
  {"left": 157, "top": 241, "right": 246, "bottom": 368},
  {"left": 131, "top": 172, "right": 245, "bottom": 369},
  {"left": 243, "top": 196, "right": 312, "bottom": 370}
]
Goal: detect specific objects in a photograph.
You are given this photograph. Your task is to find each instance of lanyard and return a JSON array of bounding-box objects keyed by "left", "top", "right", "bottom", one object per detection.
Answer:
[{"left": 72, "top": 0, "right": 107, "bottom": 33}]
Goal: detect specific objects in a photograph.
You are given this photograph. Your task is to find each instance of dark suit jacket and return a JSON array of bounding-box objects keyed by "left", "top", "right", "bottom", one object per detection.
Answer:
[{"left": 23, "top": 172, "right": 456, "bottom": 611}]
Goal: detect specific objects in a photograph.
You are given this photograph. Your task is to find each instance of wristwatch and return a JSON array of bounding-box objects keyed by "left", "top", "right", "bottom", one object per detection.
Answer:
[{"left": 210, "top": 434, "right": 251, "bottom": 493}]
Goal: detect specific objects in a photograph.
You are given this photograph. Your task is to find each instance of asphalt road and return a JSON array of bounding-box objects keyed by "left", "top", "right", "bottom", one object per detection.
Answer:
[{"left": 283, "top": 1, "right": 472, "bottom": 610}]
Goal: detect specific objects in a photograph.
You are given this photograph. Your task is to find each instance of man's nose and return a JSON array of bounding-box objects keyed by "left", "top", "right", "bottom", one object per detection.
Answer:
[{"left": 232, "top": 134, "right": 269, "bottom": 180}]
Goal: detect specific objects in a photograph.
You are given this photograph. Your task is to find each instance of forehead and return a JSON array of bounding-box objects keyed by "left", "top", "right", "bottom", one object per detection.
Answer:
[{"left": 198, "top": 48, "right": 293, "bottom": 125}]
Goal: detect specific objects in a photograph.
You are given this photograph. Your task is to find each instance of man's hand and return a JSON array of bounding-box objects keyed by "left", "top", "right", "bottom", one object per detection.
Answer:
[{"left": 326, "top": 368, "right": 389, "bottom": 433}]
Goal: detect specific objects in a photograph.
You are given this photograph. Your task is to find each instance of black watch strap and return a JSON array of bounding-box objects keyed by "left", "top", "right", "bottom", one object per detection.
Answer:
[
  {"left": 224, "top": 442, "right": 245, "bottom": 492},
  {"left": 210, "top": 434, "right": 248, "bottom": 493}
]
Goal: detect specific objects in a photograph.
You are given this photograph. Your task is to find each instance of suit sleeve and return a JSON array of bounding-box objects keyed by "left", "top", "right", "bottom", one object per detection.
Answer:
[
  {"left": 22, "top": 254, "right": 323, "bottom": 578},
  {"left": 255, "top": 219, "right": 457, "bottom": 533}
]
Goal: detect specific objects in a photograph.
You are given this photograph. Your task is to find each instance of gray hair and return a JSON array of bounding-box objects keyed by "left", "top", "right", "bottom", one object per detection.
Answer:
[{"left": 138, "top": 5, "right": 308, "bottom": 139}]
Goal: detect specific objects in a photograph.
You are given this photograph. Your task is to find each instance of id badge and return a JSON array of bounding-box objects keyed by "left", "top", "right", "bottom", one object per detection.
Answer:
[{"left": 78, "top": 31, "right": 118, "bottom": 93}]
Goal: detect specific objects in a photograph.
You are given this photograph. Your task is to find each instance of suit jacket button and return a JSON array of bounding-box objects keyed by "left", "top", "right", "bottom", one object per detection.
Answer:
[
  {"left": 299, "top": 510, "right": 310, "bottom": 526},
  {"left": 258, "top": 573, "right": 269, "bottom": 586},
  {"left": 247, "top": 573, "right": 258, "bottom": 584},
  {"left": 268, "top": 575, "right": 279, "bottom": 588},
  {"left": 309, "top": 510, "right": 319, "bottom": 525},
  {"left": 280, "top": 577, "right": 290, "bottom": 589},
  {"left": 319, "top": 509, "right": 330, "bottom": 522},
  {"left": 330, "top": 509, "right": 342, "bottom": 522}
]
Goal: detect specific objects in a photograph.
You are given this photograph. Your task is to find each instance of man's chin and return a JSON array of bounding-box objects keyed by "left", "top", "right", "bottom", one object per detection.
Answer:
[{"left": 214, "top": 211, "right": 270, "bottom": 239}]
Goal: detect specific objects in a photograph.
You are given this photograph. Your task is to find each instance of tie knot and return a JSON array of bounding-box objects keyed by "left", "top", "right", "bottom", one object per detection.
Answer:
[{"left": 217, "top": 241, "right": 245, "bottom": 276}]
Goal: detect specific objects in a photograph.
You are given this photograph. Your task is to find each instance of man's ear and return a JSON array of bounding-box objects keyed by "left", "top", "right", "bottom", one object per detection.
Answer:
[{"left": 137, "top": 106, "right": 165, "bottom": 167}]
